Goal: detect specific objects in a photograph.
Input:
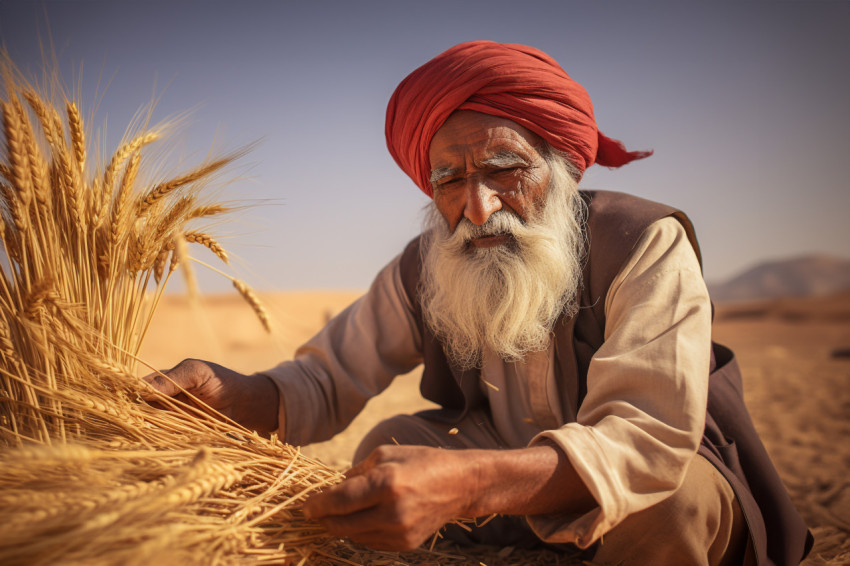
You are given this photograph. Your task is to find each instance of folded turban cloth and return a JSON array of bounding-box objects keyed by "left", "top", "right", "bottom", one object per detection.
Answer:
[{"left": 386, "top": 40, "right": 652, "bottom": 197}]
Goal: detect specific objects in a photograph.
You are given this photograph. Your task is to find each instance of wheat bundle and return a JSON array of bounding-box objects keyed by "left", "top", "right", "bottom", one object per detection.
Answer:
[
  {"left": 0, "top": 51, "right": 362, "bottom": 564},
  {"left": 0, "top": 54, "right": 582, "bottom": 566}
]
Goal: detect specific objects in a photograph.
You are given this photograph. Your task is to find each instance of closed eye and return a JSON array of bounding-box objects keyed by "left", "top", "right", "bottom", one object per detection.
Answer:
[{"left": 434, "top": 178, "right": 462, "bottom": 191}]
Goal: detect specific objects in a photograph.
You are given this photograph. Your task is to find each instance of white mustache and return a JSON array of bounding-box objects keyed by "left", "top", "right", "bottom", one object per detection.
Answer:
[{"left": 452, "top": 211, "right": 525, "bottom": 244}]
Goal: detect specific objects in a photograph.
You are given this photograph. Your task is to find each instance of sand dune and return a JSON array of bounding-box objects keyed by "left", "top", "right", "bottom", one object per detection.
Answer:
[{"left": 708, "top": 255, "right": 850, "bottom": 302}]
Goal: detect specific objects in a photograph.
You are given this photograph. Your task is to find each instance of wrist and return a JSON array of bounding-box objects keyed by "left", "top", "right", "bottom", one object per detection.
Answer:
[
  {"left": 458, "top": 449, "right": 496, "bottom": 518},
  {"left": 237, "top": 374, "right": 279, "bottom": 434}
]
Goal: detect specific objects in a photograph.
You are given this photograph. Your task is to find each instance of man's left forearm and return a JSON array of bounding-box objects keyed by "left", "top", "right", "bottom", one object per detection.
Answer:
[{"left": 464, "top": 442, "right": 596, "bottom": 519}]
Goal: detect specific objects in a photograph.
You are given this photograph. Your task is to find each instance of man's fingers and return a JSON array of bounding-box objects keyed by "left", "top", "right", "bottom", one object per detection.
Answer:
[
  {"left": 303, "top": 475, "right": 381, "bottom": 520},
  {"left": 317, "top": 509, "right": 399, "bottom": 547},
  {"left": 141, "top": 359, "right": 212, "bottom": 399},
  {"left": 344, "top": 453, "right": 378, "bottom": 479},
  {"left": 345, "top": 444, "right": 404, "bottom": 479},
  {"left": 315, "top": 503, "right": 430, "bottom": 551},
  {"left": 142, "top": 371, "right": 182, "bottom": 398}
]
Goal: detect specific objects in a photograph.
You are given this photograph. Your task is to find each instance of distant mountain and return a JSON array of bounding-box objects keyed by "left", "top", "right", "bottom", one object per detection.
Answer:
[{"left": 708, "top": 255, "right": 850, "bottom": 302}]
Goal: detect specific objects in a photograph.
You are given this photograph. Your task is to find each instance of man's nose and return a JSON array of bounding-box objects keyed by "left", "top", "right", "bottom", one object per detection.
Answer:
[{"left": 463, "top": 180, "right": 502, "bottom": 226}]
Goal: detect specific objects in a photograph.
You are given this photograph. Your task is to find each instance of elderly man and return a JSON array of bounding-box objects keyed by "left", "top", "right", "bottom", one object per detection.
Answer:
[{"left": 150, "top": 42, "right": 812, "bottom": 565}]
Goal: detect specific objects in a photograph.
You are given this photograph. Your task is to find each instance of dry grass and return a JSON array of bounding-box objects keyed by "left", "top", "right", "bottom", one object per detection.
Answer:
[{"left": 0, "top": 53, "right": 582, "bottom": 565}]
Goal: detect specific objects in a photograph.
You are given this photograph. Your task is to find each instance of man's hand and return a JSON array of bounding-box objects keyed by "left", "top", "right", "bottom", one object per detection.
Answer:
[
  {"left": 144, "top": 359, "right": 280, "bottom": 435},
  {"left": 303, "top": 445, "right": 475, "bottom": 551},
  {"left": 302, "top": 442, "right": 596, "bottom": 552}
]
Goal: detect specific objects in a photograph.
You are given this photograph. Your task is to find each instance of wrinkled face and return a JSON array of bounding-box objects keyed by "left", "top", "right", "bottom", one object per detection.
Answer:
[
  {"left": 428, "top": 111, "right": 552, "bottom": 246},
  {"left": 421, "top": 123, "right": 585, "bottom": 369}
]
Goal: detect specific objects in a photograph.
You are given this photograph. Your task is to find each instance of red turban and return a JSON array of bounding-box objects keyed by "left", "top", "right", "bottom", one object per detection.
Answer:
[{"left": 386, "top": 40, "right": 652, "bottom": 197}]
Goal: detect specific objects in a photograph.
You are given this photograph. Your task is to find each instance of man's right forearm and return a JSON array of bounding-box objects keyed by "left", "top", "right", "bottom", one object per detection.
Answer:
[{"left": 261, "top": 257, "right": 425, "bottom": 447}]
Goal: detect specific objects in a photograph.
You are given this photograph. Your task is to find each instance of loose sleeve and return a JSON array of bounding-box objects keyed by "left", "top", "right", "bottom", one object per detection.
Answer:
[
  {"left": 528, "top": 216, "right": 712, "bottom": 547},
  {"left": 259, "top": 255, "right": 423, "bottom": 447}
]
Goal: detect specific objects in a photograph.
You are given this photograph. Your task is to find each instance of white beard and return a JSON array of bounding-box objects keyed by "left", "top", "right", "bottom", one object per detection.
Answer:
[{"left": 419, "top": 152, "right": 587, "bottom": 370}]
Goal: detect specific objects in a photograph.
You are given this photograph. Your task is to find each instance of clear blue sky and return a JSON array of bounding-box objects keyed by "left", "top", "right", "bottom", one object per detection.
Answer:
[{"left": 2, "top": 0, "right": 848, "bottom": 291}]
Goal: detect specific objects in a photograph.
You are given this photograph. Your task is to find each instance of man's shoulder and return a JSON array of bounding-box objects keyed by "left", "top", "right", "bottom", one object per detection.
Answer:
[
  {"left": 581, "top": 189, "right": 678, "bottom": 223},
  {"left": 579, "top": 190, "right": 702, "bottom": 312},
  {"left": 581, "top": 189, "right": 700, "bottom": 267}
]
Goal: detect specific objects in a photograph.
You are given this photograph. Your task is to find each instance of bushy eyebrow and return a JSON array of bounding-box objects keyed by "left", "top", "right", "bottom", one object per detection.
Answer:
[
  {"left": 429, "top": 167, "right": 458, "bottom": 183},
  {"left": 478, "top": 150, "right": 529, "bottom": 169},
  {"left": 429, "top": 151, "right": 529, "bottom": 183}
]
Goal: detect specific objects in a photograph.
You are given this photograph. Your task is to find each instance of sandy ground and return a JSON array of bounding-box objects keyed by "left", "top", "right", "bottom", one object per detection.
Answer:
[
  {"left": 142, "top": 289, "right": 850, "bottom": 564},
  {"left": 713, "top": 294, "right": 850, "bottom": 565}
]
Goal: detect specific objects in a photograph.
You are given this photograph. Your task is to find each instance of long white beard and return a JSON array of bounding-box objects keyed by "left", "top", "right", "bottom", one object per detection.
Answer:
[{"left": 420, "top": 153, "right": 586, "bottom": 370}]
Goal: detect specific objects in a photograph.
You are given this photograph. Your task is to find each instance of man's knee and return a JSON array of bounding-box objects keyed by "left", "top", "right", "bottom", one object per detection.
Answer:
[
  {"left": 354, "top": 414, "right": 445, "bottom": 464},
  {"left": 593, "top": 455, "right": 750, "bottom": 566},
  {"left": 354, "top": 410, "right": 506, "bottom": 464}
]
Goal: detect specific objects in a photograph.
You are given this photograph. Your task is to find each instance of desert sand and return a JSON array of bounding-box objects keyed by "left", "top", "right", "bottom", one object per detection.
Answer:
[{"left": 141, "top": 289, "right": 850, "bottom": 564}]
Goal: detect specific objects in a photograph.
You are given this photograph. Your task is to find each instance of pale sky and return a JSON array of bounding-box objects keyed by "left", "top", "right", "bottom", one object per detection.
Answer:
[{"left": 1, "top": 0, "right": 848, "bottom": 292}]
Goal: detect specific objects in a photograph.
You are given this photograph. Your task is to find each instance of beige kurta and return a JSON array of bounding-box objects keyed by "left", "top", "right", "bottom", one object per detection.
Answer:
[{"left": 262, "top": 216, "right": 712, "bottom": 546}]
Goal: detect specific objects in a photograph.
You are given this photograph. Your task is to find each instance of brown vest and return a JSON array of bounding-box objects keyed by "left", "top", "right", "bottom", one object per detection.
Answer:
[{"left": 398, "top": 190, "right": 812, "bottom": 566}]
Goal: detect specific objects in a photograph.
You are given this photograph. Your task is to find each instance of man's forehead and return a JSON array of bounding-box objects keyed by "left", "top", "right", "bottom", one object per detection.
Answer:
[
  {"left": 432, "top": 136, "right": 536, "bottom": 158},
  {"left": 428, "top": 136, "right": 541, "bottom": 180},
  {"left": 428, "top": 111, "right": 543, "bottom": 165}
]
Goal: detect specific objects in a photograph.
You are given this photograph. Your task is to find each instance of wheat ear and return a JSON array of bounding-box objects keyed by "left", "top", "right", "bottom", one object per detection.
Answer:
[
  {"left": 153, "top": 240, "right": 175, "bottom": 284},
  {"left": 109, "top": 150, "right": 141, "bottom": 247},
  {"left": 65, "top": 101, "right": 86, "bottom": 174},
  {"left": 101, "top": 132, "right": 159, "bottom": 199},
  {"left": 185, "top": 204, "right": 230, "bottom": 221},
  {"left": 184, "top": 231, "right": 228, "bottom": 264},
  {"left": 23, "top": 91, "right": 63, "bottom": 150},
  {"left": 94, "top": 132, "right": 159, "bottom": 229},
  {"left": 232, "top": 279, "right": 271, "bottom": 333},
  {"left": 13, "top": 99, "right": 49, "bottom": 206},
  {"left": 2, "top": 101, "right": 32, "bottom": 232},
  {"left": 0, "top": 162, "right": 12, "bottom": 184},
  {"left": 138, "top": 156, "right": 231, "bottom": 214}
]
